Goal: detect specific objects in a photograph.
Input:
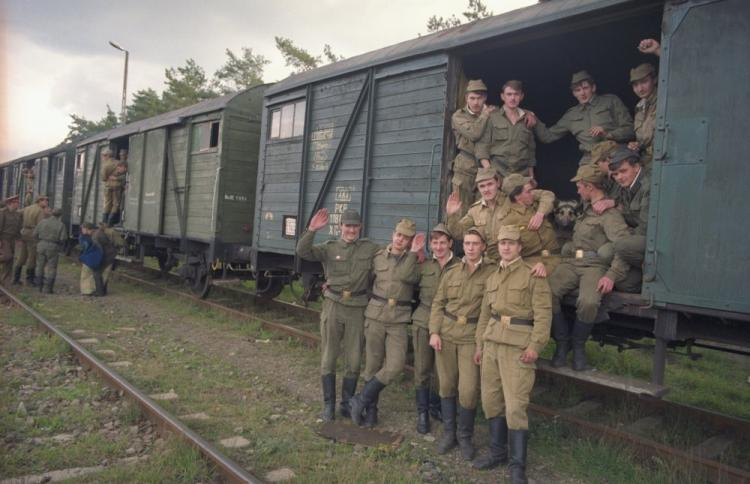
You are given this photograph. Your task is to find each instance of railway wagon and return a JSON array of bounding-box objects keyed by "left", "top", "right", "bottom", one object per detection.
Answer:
[
  {"left": 73, "top": 85, "right": 267, "bottom": 295},
  {"left": 252, "top": 0, "right": 750, "bottom": 385}
]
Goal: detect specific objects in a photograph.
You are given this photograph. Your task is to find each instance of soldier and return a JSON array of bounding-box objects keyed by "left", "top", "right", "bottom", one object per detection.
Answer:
[
  {"left": 79, "top": 222, "right": 105, "bottom": 296},
  {"left": 591, "top": 140, "right": 621, "bottom": 199},
  {"left": 412, "top": 223, "right": 458, "bottom": 434},
  {"left": 497, "top": 174, "right": 559, "bottom": 277},
  {"left": 296, "top": 208, "right": 380, "bottom": 421},
  {"left": 627, "top": 63, "right": 658, "bottom": 165},
  {"left": 476, "top": 80, "right": 537, "bottom": 178},
  {"left": 96, "top": 222, "right": 125, "bottom": 294},
  {"left": 118, "top": 148, "right": 129, "bottom": 163},
  {"left": 473, "top": 225, "right": 551, "bottom": 484},
  {"left": 101, "top": 149, "right": 127, "bottom": 225},
  {"left": 21, "top": 166, "right": 35, "bottom": 206},
  {"left": 450, "top": 80, "right": 494, "bottom": 217},
  {"left": 429, "top": 227, "right": 494, "bottom": 460},
  {"left": 33, "top": 207, "right": 67, "bottom": 293},
  {"left": 547, "top": 164, "right": 631, "bottom": 371},
  {"left": 13, "top": 195, "right": 48, "bottom": 286},
  {"left": 0, "top": 196, "right": 22, "bottom": 286},
  {"left": 350, "top": 219, "right": 425, "bottom": 428},
  {"left": 534, "top": 71, "right": 634, "bottom": 165}
]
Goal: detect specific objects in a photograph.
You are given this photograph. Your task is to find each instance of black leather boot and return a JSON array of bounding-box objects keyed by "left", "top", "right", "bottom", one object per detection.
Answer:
[
  {"left": 571, "top": 320, "right": 595, "bottom": 371},
  {"left": 363, "top": 388, "right": 381, "bottom": 429},
  {"left": 350, "top": 378, "right": 385, "bottom": 427},
  {"left": 508, "top": 429, "right": 529, "bottom": 484},
  {"left": 551, "top": 312, "right": 571, "bottom": 368},
  {"left": 429, "top": 389, "right": 442, "bottom": 422},
  {"left": 94, "top": 271, "right": 106, "bottom": 297},
  {"left": 473, "top": 416, "right": 509, "bottom": 469},
  {"left": 340, "top": 376, "right": 357, "bottom": 418},
  {"left": 321, "top": 374, "right": 336, "bottom": 421},
  {"left": 45, "top": 278, "right": 55, "bottom": 294},
  {"left": 12, "top": 266, "right": 22, "bottom": 285},
  {"left": 415, "top": 388, "right": 430, "bottom": 434},
  {"left": 26, "top": 268, "right": 36, "bottom": 287},
  {"left": 37, "top": 276, "right": 45, "bottom": 292},
  {"left": 436, "top": 397, "right": 457, "bottom": 454},
  {"left": 456, "top": 404, "right": 476, "bottom": 461}
]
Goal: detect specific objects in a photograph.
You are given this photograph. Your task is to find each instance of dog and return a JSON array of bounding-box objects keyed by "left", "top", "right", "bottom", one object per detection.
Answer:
[{"left": 551, "top": 199, "right": 581, "bottom": 248}]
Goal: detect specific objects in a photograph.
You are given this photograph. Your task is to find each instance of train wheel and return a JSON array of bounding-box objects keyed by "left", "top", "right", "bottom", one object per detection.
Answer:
[
  {"left": 255, "top": 272, "right": 283, "bottom": 301},
  {"left": 190, "top": 269, "right": 211, "bottom": 299},
  {"left": 178, "top": 254, "right": 211, "bottom": 299},
  {"left": 157, "top": 251, "right": 178, "bottom": 276}
]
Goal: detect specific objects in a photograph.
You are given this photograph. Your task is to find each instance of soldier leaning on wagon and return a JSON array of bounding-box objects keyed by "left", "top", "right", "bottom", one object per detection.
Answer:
[
  {"left": 450, "top": 79, "right": 495, "bottom": 218},
  {"left": 591, "top": 140, "right": 622, "bottom": 200},
  {"left": 33, "top": 207, "right": 67, "bottom": 294},
  {"left": 0, "top": 196, "right": 22, "bottom": 286},
  {"left": 473, "top": 225, "right": 551, "bottom": 484},
  {"left": 429, "top": 227, "right": 494, "bottom": 461},
  {"left": 476, "top": 80, "right": 537, "bottom": 179},
  {"left": 13, "top": 195, "right": 48, "bottom": 286},
  {"left": 534, "top": 71, "right": 634, "bottom": 166},
  {"left": 296, "top": 208, "right": 380, "bottom": 421},
  {"left": 350, "top": 219, "right": 425, "bottom": 428},
  {"left": 412, "top": 223, "right": 458, "bottom": 434},
  {"left": 547, "top": 164, "right": 631, "bottom": 371}
]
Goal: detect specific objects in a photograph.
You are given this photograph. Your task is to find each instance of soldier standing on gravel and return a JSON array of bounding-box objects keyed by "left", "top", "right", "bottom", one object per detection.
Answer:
[
  {"left": 0, "top": 196, "right": 22, "bottom": 286},
  {"left": 13, "top": 195, "right": 48, "bottom": 286},
  {"left": 33, "top": 207, "right": 67, "bottom": 293},
  {"left": 296, "top": 208, "right": 380, "bottom": 421}
]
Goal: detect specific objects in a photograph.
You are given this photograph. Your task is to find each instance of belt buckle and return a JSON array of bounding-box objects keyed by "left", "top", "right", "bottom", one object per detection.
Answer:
[
  {"left": 342, "top": 290, "right": 352, "bottom": 301},
  {"left": 541, "top": 249, "right": 550, "bottom": 257},
  {"left": 388, "top": 298, "right": 396, "bottom": 307},
  {"left": 500, "top": 315, "right": 511, "bottom": 325},
  {"left": 457, "top": 316, "right": 467, "bottom": 325},
  {"left": 575, "top": 249, "right": 584, "bottom": 259}
]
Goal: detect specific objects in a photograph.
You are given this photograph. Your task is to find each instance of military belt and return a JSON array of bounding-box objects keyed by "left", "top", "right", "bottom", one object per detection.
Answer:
[
  {"left": 326, "top": 287, "right": 368, "bottom": 301},
  {"left": 371, "top": 293, "right": 412, "bottom": 307},
  {"left": 443, "top": 309, "right": 478, "bottom": 325},
  {"left": 490, "top": 311, "right": 533, "bottom": 326},
  {"left": 574, "top": 250, "right": 599, "bottom": 259}
]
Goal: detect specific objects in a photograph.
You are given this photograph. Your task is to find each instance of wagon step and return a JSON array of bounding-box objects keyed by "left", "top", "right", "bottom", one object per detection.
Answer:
[{"left": 537, "top": 359, "right": 668, "bottom": 398}]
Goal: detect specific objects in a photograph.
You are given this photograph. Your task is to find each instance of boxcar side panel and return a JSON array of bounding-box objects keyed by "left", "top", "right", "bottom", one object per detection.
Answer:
[
  {"left": 140, "top": 129, "right": 167, "bottom": 234},
  {"left": 162, "top": 126, "right": 189, "bottom": 239},
  {"left": 123, "top": 133, "right": 145, "bottom": 232}
]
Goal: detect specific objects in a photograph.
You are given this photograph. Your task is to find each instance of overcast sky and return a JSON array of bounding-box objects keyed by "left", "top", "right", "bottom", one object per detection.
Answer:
[{"left": 0, "top": 0, "right": 535, "bottom": 161}]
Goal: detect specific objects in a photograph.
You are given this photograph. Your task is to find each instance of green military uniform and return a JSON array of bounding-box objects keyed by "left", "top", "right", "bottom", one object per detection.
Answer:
[
  {"left": 33, "top": 209, "right": 67, "bottom": 293},
  {"left": 475, "top": 108, "right": 536, "bottom": 177},
  {"left": 101, "top": 155, "right": 126, "bottom": 223},
  {"left": 0, "top": 198, "right": 22, "bottom": 286},
  {"left": 14, "top": 198, "right": 47, "bottom": 284},
  {"left": 591, "top": 140, "right": 622, "bottom": 199},
  {"left": 630, "top": 63, "right": 658, "bottom": 165},
  {"left": 473, "top": 225, "right": 552, "bottom": 478},
  {"left": 22, "top": 168, "right": 35, "bottom": 206}
]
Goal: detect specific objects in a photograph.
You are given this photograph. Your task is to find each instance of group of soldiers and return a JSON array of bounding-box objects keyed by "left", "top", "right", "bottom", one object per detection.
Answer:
[{"left": 296, "top": 39, "right": 660, "bottom": 483}]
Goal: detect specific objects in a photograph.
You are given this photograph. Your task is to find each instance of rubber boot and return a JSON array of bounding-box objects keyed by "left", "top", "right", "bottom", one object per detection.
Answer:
[
  {"left": 26, "top": 268, "right": 36, "bottom": 287},
  {"left": 571, "top": 320, "right": 595, "bottom": 371},
  {"left": 456, "top": 404, "right": 476, "bottom": 461},
  {"left": 45, "top": 278, "right": 55, "bottom": 294},
  {"left": 12, "top": 266, "right": 22, "bottom": 285},
  {"left": 350, "top": 378, "right": 385, "bottom": 427},
  {"left": 550, "top": 312, "right": 571, "bottom": 368},
  {"left": 436, "top": 397, "right": 457, "bottom": 454},
  {"left": 94, "top": 271, "right": 106, "bottom": 297},
  {"left": 321, "top": 374, "right": 336, "bottom": 421},
  {"left": 508, "top": 429, "right": 529, "bottom": 484},
  {"left": 415, "top": 388, "right": 430, "bottom": 434},
  {"left": 473, "top": 416, "right": 509, "bottom": 469},
  {"left": 340, "top": 377, "right": 357, "bottom": 419},
  {"left": 429, "top": 390, "right": 442, "bottom": 422}
]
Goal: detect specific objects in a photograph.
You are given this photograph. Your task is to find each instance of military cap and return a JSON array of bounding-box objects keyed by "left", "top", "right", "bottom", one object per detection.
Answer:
[
  {"left": 609, "top": 146, "right": 641, "bottom": 169},
  {"left": 4, "top": 195, "right": 19, "bottom": 205},
  {"left": 630, "top": 63, "right": 656, "bottom": 83},
  {"left": 395, "top": 218, "right": 416, "bottom": 237},
  {"left": 340, "top": 209, "right": 361, "bottom": 225},
  {"left": 466, "top": 79, "right": 488, "bottom": 93},
  {"left": 570, "top": 164, "right": 607, "bottom": 185},
  {"left": 464, "top": 226, "right": 485, "bottom": 243},
  {"left": 430, "top": 223, "right": 452, "bottom": 239},
  {"left": 51, "top": 208, "right": 63, "bottom": 217},
  {"left": 570, "top": 70, "right": 594, "bottom": 88},
  {"left": 35, "top": 195, "right": 49, "bottom": 203},
  {"left": 475, "top": 167, "right": 497, "bottom": 184},
  {"left": 501, "top": 173, "right": 532, "bottom": 195},
  {"left": 497, "top": 225, "right": 521, "bottom": 241},
  {"left": 591, "top": 140, "right": 619, "bottom": 163}
]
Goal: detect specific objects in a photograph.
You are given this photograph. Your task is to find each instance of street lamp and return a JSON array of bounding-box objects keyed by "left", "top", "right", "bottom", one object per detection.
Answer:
[{"left": 109, "top": 40, "right": 129, "bottom": 125}]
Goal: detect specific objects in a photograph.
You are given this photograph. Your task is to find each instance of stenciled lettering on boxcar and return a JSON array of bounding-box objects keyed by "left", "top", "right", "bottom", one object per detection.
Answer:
[
  {"left": 224, "top": 193, "right": 249, "bottom": 202},
  {"left": 310, "top": 126, "right": 334, "bottom": 171},
  {"left": 327, "top": 184, "right": 356, "bottom": 236}
]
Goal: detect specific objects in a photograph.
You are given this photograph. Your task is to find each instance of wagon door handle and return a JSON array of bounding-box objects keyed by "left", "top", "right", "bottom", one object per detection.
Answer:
[{"left": 654, "top": 124, "right": 669, "bottom": 162}]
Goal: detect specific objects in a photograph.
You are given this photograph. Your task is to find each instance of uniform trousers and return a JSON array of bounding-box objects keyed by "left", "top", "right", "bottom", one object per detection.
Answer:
[
  {"left": 363, "top": 319, "right": 407, "bottom": 385},
  {"left": 35, "top": 241, "right": 61, "bottom": 281},
  {"left": 319, "top": 297, "right": 366, "bottom": 378},
  {"left": 80, "top": 264, "right": 112, "bottom": 295},
  {"left": 614, "top": 235, "right": 645, "bottom": 266},
  {"left": 451, "top": 153, "right": 477, "bottom": 219},
  {"left": 103, "top": 188, "right": 123, "bottom": 215},
  {"left": 481, "top": 340, "right": 535, "bottom": 429},
  {"left": 435, "top": 338, "right": 480, "bottom": 409},
  {"left": 412, "top": 325, "right": 438, "bottom": 390},
  {"left": 14, "top": 236, "right": 37, "bottom": 270},
  {"left": 548, "top": 260, "right": 606, "bottom": 323}
]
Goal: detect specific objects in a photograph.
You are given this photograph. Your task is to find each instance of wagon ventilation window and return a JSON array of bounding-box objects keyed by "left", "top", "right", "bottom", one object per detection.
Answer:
[
  {"left": 282, "top": 215, "right": 297, "bottom": 239},
  {"left": 192, "top": 121, "right": 221, "bottom": 153},
  {"left": 75, "top": 152, "right": 85, "bottom": 174},
  {"left": 269, "top": 100, "right": 306, "bottom": 140}
]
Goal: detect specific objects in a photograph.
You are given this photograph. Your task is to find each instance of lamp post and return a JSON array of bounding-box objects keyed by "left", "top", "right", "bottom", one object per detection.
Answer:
[{"left": 109, "top": 40, "right": 129, "bottom": 125}]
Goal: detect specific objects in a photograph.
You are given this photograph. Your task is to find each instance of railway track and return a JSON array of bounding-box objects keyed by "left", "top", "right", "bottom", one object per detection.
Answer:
[{"left": 114, "top": 262, "right": 750, "bottom": 483}]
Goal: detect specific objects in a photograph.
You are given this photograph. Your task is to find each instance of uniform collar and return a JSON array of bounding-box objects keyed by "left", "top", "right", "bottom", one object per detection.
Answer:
[
  {"left": 465, "top": 105, "right": 480, "bottom": 116},
  {"left": 579, "top": 94, "right": 599, "bottom": 110},
  {"left": 501, "top": 106, "right": 526, "bottom": 119},
  {"left": 629, "top": 168, "right": 643, "bottom": 191},
  {"left": 461, "top": 255, "right": 483, "bottom": 269},
  {"left": 386, "top": 244, "right": 407, "bottom": 258},
  {"left": 500, "top": 256, "right": 523, "bottom": 271}
]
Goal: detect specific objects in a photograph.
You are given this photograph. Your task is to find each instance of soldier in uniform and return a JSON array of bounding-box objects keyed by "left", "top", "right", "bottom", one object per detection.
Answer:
[
  {"left": 13, "top": 195, "right": 48, "bottom": 286},
  {"left": 476, "top": 80, "right": 537, "bottom": 179},
  {"left": 33, "top": 207, "right": 67, "bottom": 293},
  {"left": 412, "top": 223, "right": 458, "bottom": 434},
  {"left": 79, "top": 222, "right": 105, "bottom": 296},
  {"left": 450, "top": 80, "right": 494, "bottom": 218},
  {"left": 296, "top": 208, "right": 380, "bottom": 421},
  {"left": 473, "top": 225, "right": 551, "bottom": 484},
  {"left": 350, "top": 219, "right": 425, "bottom": 428},
  {"left": 591, "top": 140, "right": 621, "bottom": 199},
  {"left": 547, "top": 165, "right": 631, "bottom": 370},
  {"left": 101, "top": 149, "right": 127, "bottom": 225},
  {"left": 0, "top": 196, "right": 22, "bottom": 286},
  {"left": 534, "top": 71, "right": 634, "bottom": 165},
  {"left": 96, "top": 222, "right": 125, "bottom": 294},
  {"left": 627, "top": 63, "right": 658, "bottom": 165},
  {"left": 429, "top": 227, "right": 494, "bottom": 460},
  {"left": 21, "top": 166, "right": 35, "bottom": 206}
]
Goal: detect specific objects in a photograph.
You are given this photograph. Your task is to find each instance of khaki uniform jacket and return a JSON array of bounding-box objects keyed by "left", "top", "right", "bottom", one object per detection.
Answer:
[
  {"left": 571, "top": 202, "right": 632, "bottom": 282},
  {"left": 475, "top": 108, "right": 536, "bottom": 175},
  {"left": 296, "top": 229, "right": 380, "bottom": 307},
  {"left": 101, "top": 160, "right": 125, "bottom": 189},
  {"left": 0, "top": 208, "right": 22, "bottom": 241},
  {"left": 476, "top": 258, "right": 552, "bottom": 354},
  {"left": 451, "top": 107, "right": 490, "bottom": 176},
  {"left": 617, "top": 170, "right": 650, "bottom": 236},
  {"left": 364, "top": 246, "right": 419, "bottom": 324},
  {"left": 429, "top": 257, "right": 494, "bottom": 345},
  {"left": 494, "top": 195, "right": 560, "bottom": 257},
  {"left": 33, "top": 217, "right": 66, "bottom": 244},
  {"left": 21, "top": 204, "right": 46, "bottom": 240},
  {"left": 603, "top": 176, "right": 622, "bottom": 200},
  {"left": 412, "top": 254, "right": 458, "bottom": 329},
  {"left": 634, "top": 90, "right": 657, "bottom": 159},
  {"left": 93, "top": 229, "right": 117, "bottom": 267},
  {"left": 534, "top": 94, "right": 634, "bottom": 155}
]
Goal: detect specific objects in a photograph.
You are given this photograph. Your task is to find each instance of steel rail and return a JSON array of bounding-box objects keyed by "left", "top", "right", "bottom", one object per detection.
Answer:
[{"left": 0, "top": 285, "right": 261, "bottom": 484}]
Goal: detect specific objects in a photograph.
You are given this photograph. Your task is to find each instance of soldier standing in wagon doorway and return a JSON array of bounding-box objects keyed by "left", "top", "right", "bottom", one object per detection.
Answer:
[
  {"left": 101, "top": 149, "right": 127, "bottom": 225},
  {"left": 296, "top": 208, "right": 380, "bottom": 421}
]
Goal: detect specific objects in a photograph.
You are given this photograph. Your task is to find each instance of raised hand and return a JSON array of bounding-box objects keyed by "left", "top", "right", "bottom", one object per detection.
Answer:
[
  {"left": 446, "top": 191, "right": 462, "bottom": 216},
  {"left": 411, "top": 232, "right": 426, "bottom": 253},
  {"left": 308, "top": 208, "right": 329, "bottom": 231}
]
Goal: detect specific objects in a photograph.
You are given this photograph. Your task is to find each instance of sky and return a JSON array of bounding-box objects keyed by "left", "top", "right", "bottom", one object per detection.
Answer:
[{"left": 0, "top": 0, "right": 536, "bottom": 161}]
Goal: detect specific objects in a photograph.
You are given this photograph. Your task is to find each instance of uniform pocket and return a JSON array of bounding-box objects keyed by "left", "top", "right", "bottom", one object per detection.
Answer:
[
  {"left": 501, "top": 324, "right": 532, "bottom": 348},
  {"left": 507, "top": 286, "right": 528, "bottom": 305},
  {"left": 447, "top": 280, "right": 462, "bottom": 299},
  {"left": 493, "top": 126, "right": 509, "bottom": 142}
]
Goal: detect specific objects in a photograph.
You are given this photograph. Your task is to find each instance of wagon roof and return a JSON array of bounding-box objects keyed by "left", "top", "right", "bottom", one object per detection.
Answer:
[
  {"left": 266, "top": 0, "right": 643, "bottom": 96},
  {"left": 2, "top": 143, "right": 74, "bottom": 167}
]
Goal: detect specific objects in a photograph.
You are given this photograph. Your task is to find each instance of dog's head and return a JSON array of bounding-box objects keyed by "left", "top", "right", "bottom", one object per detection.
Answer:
[{"left": 553, "top": 199, "right": 581, "bottom": 228}]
